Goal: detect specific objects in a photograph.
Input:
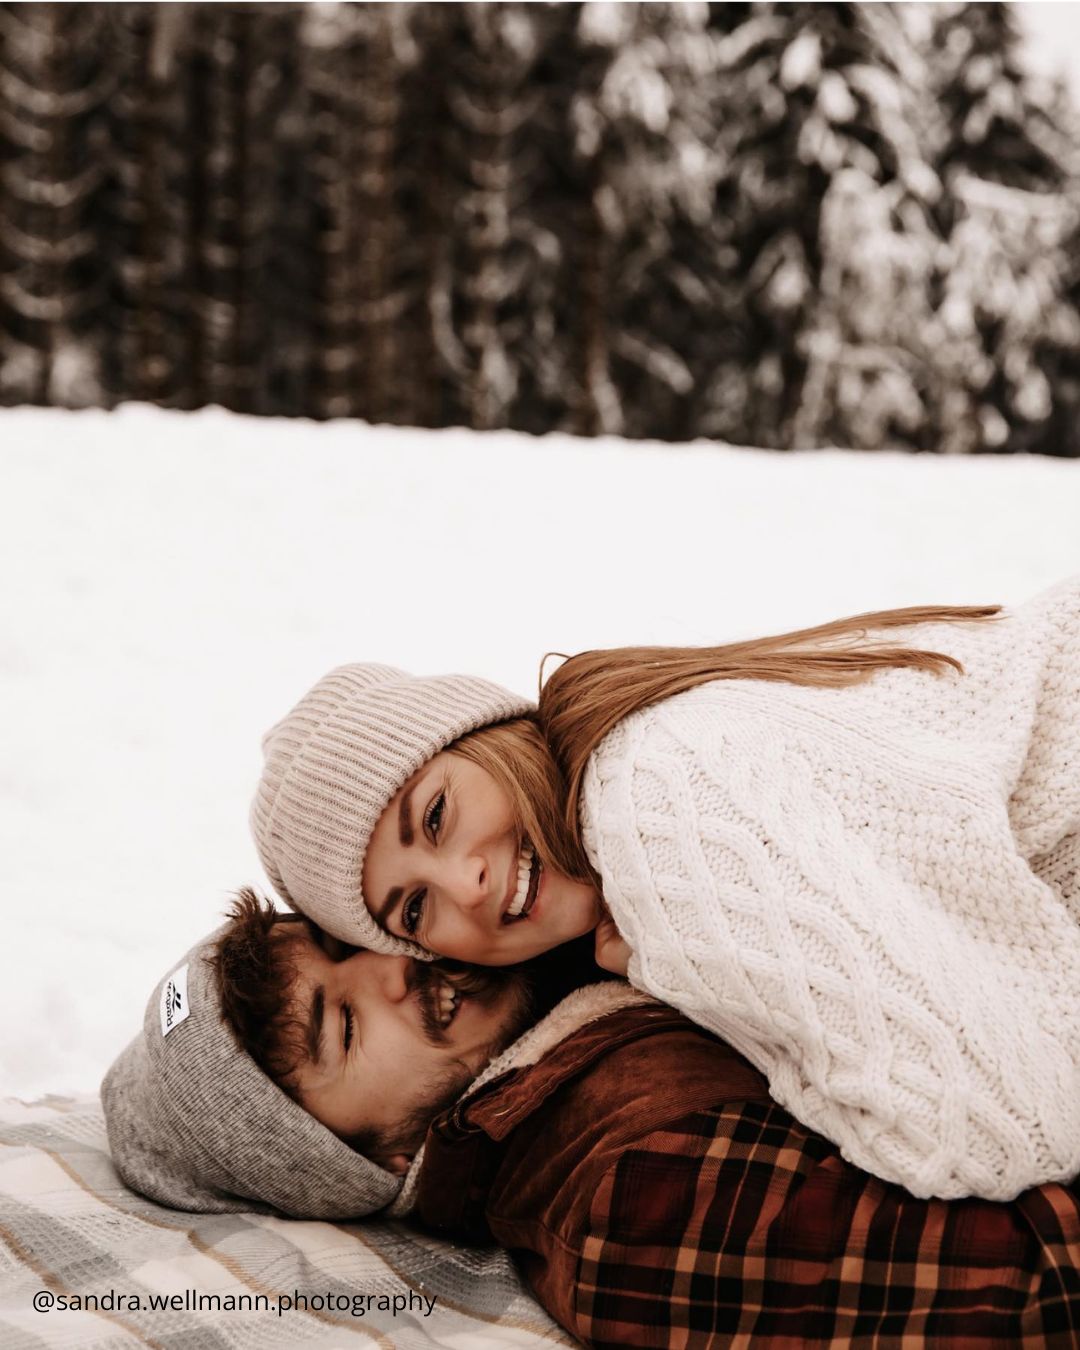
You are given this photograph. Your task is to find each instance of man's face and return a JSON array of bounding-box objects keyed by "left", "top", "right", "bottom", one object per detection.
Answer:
[{"left": 280, "top": 924, "right": 531, "bottom": 1172}]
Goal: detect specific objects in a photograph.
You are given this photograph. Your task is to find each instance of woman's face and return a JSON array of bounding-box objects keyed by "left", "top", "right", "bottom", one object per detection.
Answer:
[{"left": 361, "top": 751, "right": 603, "bottom": 965}]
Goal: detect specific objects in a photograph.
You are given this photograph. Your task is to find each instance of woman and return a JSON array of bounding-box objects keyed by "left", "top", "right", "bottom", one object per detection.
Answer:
[{"left": 252, "top": 575, "right": 1080, "bottom": 1201}]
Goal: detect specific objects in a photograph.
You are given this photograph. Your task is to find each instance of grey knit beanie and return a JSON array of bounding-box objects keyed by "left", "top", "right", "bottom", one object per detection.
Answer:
[
  {"left": 251, "top": 663, "right": 534, "bottom": 958},
  {"left": 101, "top": 926, "right": 402, "bottom": 1218}
]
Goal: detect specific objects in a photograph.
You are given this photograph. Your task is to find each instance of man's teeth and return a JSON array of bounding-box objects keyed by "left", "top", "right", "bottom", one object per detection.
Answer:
[
  {"left": 506, "top": 841, "right": 535, "bottom": 918},
  {"left": 436, "top": 979, "right": 460, "bottom": 1028}
]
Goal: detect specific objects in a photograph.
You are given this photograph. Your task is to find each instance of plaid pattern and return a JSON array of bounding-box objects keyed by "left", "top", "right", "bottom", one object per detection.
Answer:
[
  {"left": 0, "top": 1094, "right": 573, "bottom": 1349},
  {"left": 574, "top": 1102, "right": 1080, "bottom": 1348}
]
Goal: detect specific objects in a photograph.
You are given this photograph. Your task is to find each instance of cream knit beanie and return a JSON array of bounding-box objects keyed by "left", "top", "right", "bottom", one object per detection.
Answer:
[{"left": 251, "top": 664, "right": 534, "bottom": 957}]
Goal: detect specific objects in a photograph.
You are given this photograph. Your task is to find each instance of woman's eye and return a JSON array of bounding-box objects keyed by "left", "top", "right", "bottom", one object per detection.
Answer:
[
  {"left": 424, "top": 792, "right": 446, "bottom": 840},
  {"left": 402, "top": 890, "right": 426, "bottom": 936},
  {"left": 343, "top": 1003, "right": 354, "bottom": 1054}
]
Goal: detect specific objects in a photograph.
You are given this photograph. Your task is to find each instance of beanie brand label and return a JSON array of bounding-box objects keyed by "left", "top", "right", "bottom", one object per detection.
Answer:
[{"left": 159, "top": 964, "right": 190, "bottom": 1038}]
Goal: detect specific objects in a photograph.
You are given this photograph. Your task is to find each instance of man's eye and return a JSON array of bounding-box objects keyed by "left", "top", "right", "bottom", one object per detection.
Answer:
[
  {"left": 343, "top": 1003, "right": 354, "bottom": 1054},
  {"left": 424, "top": 792, "right": 446, "bottom": 840},
  {"left": 402, "top": 890, "right": 426, "bottom": 936}
]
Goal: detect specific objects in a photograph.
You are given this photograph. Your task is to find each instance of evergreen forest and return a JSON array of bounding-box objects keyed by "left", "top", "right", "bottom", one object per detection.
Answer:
[{"left": 3, "top": 1, "right": 1079, "bottom": 455}]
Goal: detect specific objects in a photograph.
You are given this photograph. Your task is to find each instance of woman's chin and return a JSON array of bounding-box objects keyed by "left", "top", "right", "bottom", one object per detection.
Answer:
[
  {"left": 500, "top": 871, "right": 601, "bottom": 962},
  {"left": 437, "top": 873, "right": 603, "bottom": 967}
]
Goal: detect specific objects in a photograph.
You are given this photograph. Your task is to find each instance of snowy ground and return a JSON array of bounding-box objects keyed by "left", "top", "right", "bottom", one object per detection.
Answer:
[
  {"left": 2, "top": 403, "right": 1079, "bottom": 1098},
  {"left": 1019, "top": 2, "right": 1080, "bottom": 95}
]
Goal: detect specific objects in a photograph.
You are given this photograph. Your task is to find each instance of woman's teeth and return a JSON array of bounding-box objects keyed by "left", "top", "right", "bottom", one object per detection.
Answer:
[
  {"left": 436, "top": 979, "right": 460, "bottom": 1028},
  {"left": 505, "top": 841, "right": 539, "bottom": 920}
]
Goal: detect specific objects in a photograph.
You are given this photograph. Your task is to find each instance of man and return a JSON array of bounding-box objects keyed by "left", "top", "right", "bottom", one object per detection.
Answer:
[
  {"left": 104, "top": 893, "right": 1080, "bottom": 1347},
  {"left": 102, "top": 888, "right": 537, "bottom": 1217}
]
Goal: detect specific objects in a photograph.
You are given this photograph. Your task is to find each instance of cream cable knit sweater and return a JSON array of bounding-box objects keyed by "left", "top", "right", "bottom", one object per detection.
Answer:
[{"left": 580, "top": 575, "right": 1080, "bottom": 1200}]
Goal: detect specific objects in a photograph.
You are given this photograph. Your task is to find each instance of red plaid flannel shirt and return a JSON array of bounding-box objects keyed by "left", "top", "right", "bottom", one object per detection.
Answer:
[
  {"left": 419, "top": 1006, "right": 1080, "bottom": 1348},
  {"left": 575, "top": 1100, "right": 1080, "bottom": 1347}
]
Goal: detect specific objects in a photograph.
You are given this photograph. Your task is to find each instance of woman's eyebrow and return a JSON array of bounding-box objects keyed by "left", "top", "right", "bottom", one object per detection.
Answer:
[
  {"left": 398, "top": 782, "right": 416, "bottom": 847},
  {"left": 375, "top": 886, "right": 403, "bottom": 928}
]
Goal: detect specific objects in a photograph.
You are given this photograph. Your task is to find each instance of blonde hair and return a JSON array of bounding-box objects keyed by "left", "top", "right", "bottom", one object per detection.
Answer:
[{"left": 454, "top": 601, "right": 1002, "bottom": 882}]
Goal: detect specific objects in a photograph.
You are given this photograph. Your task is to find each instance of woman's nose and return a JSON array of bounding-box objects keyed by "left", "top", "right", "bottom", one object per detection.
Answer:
[{"left": 444, "top": 854, "right": 490, "bottom": 912}]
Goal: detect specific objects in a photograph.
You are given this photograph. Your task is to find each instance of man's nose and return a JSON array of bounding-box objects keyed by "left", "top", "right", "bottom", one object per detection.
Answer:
[{"left": 372, "top": 955, "right": 413, "bottom": 1004}]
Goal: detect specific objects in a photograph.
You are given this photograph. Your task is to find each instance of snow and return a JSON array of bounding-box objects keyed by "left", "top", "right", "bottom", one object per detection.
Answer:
[
  {"left": 1017, "top": 2, "right": 1080, "bottom": 95},
  {"left": 2, "top": 403, "right": 1079, "bottom": 1099}
]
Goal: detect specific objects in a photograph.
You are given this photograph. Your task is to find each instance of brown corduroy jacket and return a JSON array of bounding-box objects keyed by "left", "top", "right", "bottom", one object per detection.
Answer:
[{"left": 416, "top": 1003, "right": 1080, "bottom": 1349}]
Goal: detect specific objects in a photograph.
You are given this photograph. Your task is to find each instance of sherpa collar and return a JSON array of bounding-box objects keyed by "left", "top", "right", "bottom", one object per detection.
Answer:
[{"left": 387, "top": 981, "right": 655, "bottom": 1217}]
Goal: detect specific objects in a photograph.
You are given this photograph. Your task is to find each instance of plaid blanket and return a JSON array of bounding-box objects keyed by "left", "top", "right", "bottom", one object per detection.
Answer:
[{"left": 0, "top": 1094, "right": 572, "bottom": 1348}]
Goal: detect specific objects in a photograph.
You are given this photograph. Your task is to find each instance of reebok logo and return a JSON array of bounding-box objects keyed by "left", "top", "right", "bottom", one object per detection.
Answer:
[{"left": 159, "top": 963, "right": 191, "bottom": 1037}]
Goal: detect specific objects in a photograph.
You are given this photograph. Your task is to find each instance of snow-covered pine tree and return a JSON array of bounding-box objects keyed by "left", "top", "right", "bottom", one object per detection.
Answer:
[
  {"left": 700, "top": 2, "right": 945, "bottom": 451},
  {"left": 424, "top": 2, "right": 568, "bottom": 433},
  {"left": 697, "top": 2, "right": 835, "bottom": 448},
  {"left": 104, "top": 3, "right": 314, "bottom": 416},
  {"left": 1038, "top": 73, "right": 1080, "bottom": 457},
  {"left": 300, "top": 0, "right": 361, "bottom": 420},
  {"left": 234, "top": 2, "right": 314, "bottom": 417},
  {"left": 101, "top": 4, "right": 190, "bottom": 409},
  {"left": 187, "top": 4, "right": 246, "bottom": 412},
  {"left": 386, "top": 2, "right": 450, "bottom": 429},
  {"left": 301, "top": 2, "right": 411, "bottom": 421},
  {"left": 923, "top": 1, "right": 1080, "bottom": 454},
  {"left": 496, "top": 0, "right": 579, "bottom": 437},
  {"left": 933, "top": 1, "right": 1067, "bottom": 201},
  {"left": 0, "top": 1, "right": 112, "bottom": 408},
  {"left": 349, "top": 3, "right": 421, "bottom": 427},
  {"left": 568, "top": 1, "right": 732, "bottom": 439}
]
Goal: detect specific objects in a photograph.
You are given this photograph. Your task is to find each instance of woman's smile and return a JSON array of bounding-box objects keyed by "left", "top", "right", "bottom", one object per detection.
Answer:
[{"left": 502, "top": 841, "right": 540, "bottom": 922}]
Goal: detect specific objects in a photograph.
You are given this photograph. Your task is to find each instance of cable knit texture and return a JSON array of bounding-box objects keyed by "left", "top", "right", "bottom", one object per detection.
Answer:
[{"left": 580, "top": 575, "right": 1080, "bottom": 1200}]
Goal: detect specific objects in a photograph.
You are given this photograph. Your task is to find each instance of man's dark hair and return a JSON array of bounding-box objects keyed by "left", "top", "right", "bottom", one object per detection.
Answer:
[{"left": 209, "top": 887, "right": 312, "bottom": 1103}]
